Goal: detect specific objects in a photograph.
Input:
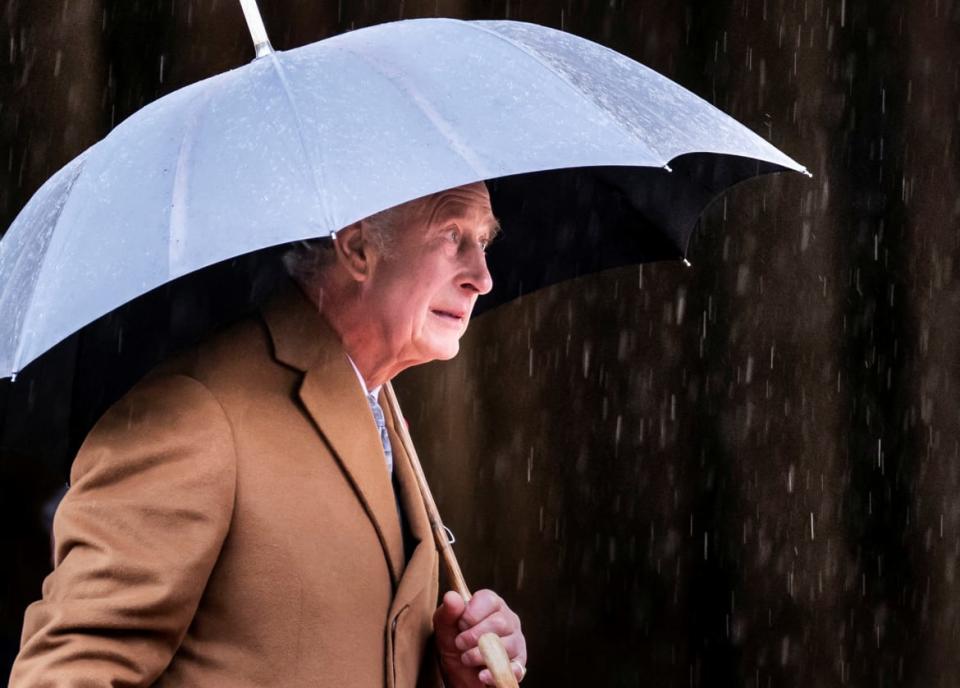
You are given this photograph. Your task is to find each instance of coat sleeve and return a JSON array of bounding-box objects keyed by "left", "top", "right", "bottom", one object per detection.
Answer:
[{"left": 10, "top": 373, "right": 237, "bottom": 688}]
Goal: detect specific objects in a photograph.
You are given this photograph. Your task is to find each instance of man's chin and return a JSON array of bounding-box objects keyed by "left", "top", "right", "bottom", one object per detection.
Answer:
[
  {"left": 420, "top": 337, "right": 460, "bottom": 362},
  {"left": 432, "top": 342, "right": 460, "bottom": 361}
]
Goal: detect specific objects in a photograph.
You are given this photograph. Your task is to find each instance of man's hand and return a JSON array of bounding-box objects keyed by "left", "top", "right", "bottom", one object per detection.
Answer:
[{"left": 433, "top": 589, "right": 527, "bottom": 686}]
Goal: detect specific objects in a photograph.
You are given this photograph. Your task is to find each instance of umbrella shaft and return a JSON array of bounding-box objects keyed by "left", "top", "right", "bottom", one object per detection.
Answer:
[{"left": 435, "top": 525, "right": 471, "bottom": 601}]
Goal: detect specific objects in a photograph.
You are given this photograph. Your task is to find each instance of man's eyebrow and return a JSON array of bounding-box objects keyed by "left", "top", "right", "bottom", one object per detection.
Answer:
[
  {"left": 483, "top": 217, "right": 502, "bottom": 241},
  {"left": 429, "top": 202, "right": 501, "bottom": 240}
]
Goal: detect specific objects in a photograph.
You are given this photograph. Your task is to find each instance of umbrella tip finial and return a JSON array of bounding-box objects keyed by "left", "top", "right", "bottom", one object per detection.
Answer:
[
  {"left": 663, "top": 163, "right": 673, "bottom": 173},
  {"left": 238, "top": 0, "right": 274, "bottom": 58}
]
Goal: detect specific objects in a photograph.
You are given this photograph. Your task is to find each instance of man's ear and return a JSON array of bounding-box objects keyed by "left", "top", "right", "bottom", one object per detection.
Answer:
[{"left": 332, "top": 221, "right": 370, "bottom": 281}]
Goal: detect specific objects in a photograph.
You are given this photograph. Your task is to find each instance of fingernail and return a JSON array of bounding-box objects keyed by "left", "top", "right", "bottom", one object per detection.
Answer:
[{"left": 454, "top": 635, "right": 467, "bottom": 651}]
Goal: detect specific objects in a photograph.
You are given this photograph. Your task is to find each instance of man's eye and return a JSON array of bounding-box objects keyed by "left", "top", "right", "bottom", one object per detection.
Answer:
[{"left": 446, "top": 227, "right": 461, "bottom": 243}]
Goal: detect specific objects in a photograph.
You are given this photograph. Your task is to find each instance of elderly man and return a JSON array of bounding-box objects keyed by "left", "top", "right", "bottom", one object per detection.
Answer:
[{"left": 11, "top": 182, "right": 526, "bottom": 687}]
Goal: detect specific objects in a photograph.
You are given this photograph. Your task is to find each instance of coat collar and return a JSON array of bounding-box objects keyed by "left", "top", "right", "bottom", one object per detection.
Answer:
[
  {"left": 261, "top": 283, "right": 406, "bottom": 584},
  {"left": 261, "top": 281, "right": 331, "bottom": 373}
]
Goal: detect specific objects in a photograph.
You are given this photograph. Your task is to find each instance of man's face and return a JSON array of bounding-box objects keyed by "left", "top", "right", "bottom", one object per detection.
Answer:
[{"left": 360, "top": 182, "right": 496, "bottom": 366}]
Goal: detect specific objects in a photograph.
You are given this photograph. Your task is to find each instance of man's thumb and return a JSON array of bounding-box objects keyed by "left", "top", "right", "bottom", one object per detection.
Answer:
[{"left": 434, "top": 590, "right": 466, "bottom": 632}]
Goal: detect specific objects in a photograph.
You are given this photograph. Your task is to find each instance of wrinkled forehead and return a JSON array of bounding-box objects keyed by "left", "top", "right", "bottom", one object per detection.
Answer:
[{"left": 420, "top": 183, "right": 498, "bottom": 234}]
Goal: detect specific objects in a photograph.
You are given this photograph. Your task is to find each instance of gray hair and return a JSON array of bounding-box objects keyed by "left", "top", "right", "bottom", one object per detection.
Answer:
[{"left": 282, "top": 202, "right": 410, "bottom": 284}]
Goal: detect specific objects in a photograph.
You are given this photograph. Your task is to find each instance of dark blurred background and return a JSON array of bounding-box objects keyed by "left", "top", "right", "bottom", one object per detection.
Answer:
[{"left": 2, "top": 1, "right": 959, "bottom": 686}]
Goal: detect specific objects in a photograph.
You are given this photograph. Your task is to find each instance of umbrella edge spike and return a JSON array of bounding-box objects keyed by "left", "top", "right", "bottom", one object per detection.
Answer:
[{"left": 238, "top": 0, "right": 274, "bottom": 58}]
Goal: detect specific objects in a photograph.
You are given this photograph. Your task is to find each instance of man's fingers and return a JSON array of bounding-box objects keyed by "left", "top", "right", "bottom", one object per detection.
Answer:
[
  {"left": 454, "top": 611, "right": 515, "bottom": 651},
  {"left": 457, "top": 589, "right": 503, "bottom": 630},
  {"left": 434, "top": 588, "right": 527, "bottom": 686},
  {"left": 458, "top": 632, "right": 524, "bottom": 667}
]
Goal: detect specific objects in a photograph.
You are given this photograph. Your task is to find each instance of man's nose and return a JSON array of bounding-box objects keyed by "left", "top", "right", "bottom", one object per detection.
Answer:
[{"left": 460, "top": 244, "right": 493, "bottom": 296}]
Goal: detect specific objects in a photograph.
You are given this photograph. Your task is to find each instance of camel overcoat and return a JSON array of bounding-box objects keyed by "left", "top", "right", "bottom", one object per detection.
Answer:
[{"left": 11, "top": 284, "right": 442, "bottom": 687}]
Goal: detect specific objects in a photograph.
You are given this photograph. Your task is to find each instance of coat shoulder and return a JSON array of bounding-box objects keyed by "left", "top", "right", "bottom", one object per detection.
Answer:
[{"left": 153, "top": 312, "right": 289, "bottom": 400}]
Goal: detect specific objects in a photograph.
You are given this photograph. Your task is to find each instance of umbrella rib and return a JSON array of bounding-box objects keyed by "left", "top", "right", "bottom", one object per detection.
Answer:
[
  {"left": 9, "top": 153, "right": 90, "bottom": 376},
  {"left": 460, "top": 19, "right": 675, "bottom": 168},
  {"left": 335, "top": 43, "right": 495, "bottom": 181},
  {"left": 262, "top": 53, "right": 336, "bottom": 233},
  {"left": 168, "top": 84, "right": 217, "bottom": 277}
]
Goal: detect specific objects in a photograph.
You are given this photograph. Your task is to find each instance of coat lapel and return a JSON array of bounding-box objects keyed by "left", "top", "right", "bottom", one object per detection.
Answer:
[
  {"left": 262, "top": 284, "right": 406, "bottom": 584},
  {"left": 382, "top": 382, "right": 437, "bottom": 613}
]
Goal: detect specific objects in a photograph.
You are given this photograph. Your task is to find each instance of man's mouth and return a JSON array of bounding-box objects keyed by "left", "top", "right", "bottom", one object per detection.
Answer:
[{"left": 430, "top": 308, "right": 466, "bottom": 322}]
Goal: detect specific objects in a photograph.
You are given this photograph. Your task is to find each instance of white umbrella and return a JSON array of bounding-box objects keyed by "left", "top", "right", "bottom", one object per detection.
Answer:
[{"left": 0, "top": 13, "right": 805, "bottom": 380}]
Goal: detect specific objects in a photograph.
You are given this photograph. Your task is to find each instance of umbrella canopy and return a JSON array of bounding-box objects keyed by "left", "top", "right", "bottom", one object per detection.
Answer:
[{"left": 0, "top": 18, "right": 807, "bottom": 380}]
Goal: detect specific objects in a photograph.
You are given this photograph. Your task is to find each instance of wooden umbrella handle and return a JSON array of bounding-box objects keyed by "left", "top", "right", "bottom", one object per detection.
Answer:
[{"left": 384, "top": 384, "right": 520, "bottom": 688}]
